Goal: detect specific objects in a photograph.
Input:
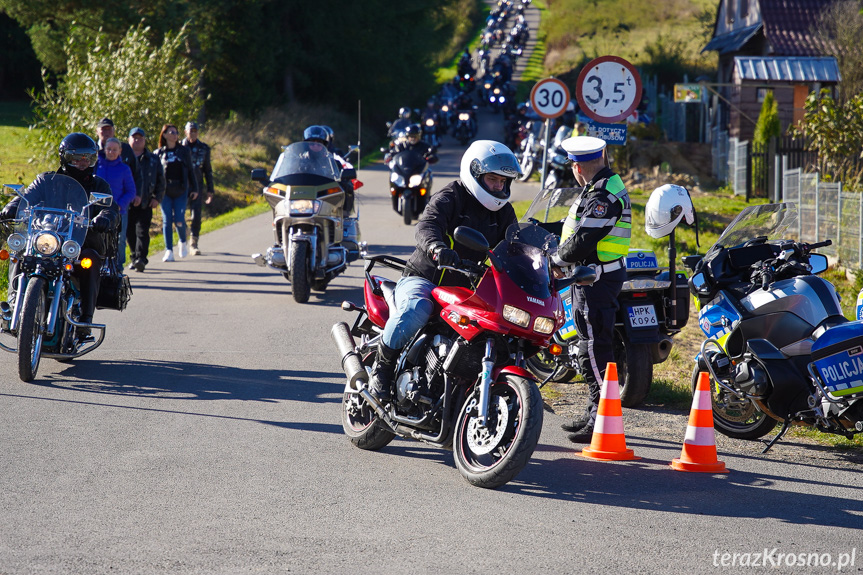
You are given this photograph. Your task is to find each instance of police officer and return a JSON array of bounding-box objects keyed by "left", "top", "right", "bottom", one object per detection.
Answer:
[{"left": 551, "top": 136, "right": 631, "bottom": 443}]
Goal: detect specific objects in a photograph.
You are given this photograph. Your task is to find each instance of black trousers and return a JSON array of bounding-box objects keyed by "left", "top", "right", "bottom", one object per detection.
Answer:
[
  {"left": 571, "top": 266, "right": 625, "bottom": 424},
  {"left": 188, "top": 188, "right": 204, "bottom": 238},
  {"left": 126, "top": 204, "right": 153, "bottom": 266}
]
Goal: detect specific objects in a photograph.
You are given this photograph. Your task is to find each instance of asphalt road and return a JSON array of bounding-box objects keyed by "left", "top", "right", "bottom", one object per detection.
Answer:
[{"left": 2, "top": 9, "right": 862, "bottom": 575}]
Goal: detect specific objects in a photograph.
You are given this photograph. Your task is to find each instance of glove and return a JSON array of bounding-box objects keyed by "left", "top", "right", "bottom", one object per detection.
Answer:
[
  {"left": 0, "top": 203, "right": 17, "bottom": 221},
  {"left": 431, "top": 244, "right": 459, "bottom": 267},
  {"left": 90, "top": 216, "right": 110, "bottom": 233}
]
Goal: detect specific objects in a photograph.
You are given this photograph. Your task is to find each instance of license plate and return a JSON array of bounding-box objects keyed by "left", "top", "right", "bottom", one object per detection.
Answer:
[{"left": 628, "top": 305, "right": 657, "bottom": 328}]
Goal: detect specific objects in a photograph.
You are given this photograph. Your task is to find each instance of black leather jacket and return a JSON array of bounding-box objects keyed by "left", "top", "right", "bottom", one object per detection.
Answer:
[{"left": 134, "top": 148, "right": 166, "bottom": 207}]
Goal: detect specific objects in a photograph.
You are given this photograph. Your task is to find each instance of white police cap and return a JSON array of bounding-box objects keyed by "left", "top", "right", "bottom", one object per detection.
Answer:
[{"left": 561, "top": 135, "right": 606, "bottom": 162}]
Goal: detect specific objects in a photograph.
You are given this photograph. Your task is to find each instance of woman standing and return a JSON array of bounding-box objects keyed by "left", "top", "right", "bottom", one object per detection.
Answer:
[
  {"left": 155, "top": 124, "right": 198, "bottom": 261},
  {"left": 95, "top": 137, "right": 137, "bottom": 267}
]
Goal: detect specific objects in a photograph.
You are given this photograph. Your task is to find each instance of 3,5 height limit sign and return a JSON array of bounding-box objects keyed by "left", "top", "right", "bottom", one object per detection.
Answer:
[{"left": 576, "top": 56, "right": 642, "bottom": 123}]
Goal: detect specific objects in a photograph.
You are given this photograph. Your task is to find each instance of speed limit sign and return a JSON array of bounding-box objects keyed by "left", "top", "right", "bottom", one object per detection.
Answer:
[
  {"left": 530, "top": 78, "right": 571, "bottom": 119},
  {"left": 576, "top": 56, "right": 642, "bottom": 123}
]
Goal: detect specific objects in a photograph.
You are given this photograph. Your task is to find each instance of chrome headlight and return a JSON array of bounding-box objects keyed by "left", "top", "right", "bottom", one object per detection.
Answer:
[
  {"left": 289, "top": 199, "right": 321, "bottom": 216},
  {"left": 34, "top": 232, "right": 60, "bottom": 255},
  {"left": 408, "top": 174, "right": 424, "bottom": 188},
  {"left": 390, "top": 172, "right": 406, "bottom": 187},
  {"left": 459, "top": 113, "right": 470, "bottom": 121},
  {"left": 534, "top": 316, "right": 556, "bottom": 335},
  {"left": 6, "top": 233, "right": 26, "bottom": 252},
  {"left": 503, "top": 305, "right": 530, "bottom": 328},
  {"left": 622, "top": 278, "right": 672, "bottom": 291},
  {"left": 62, "top": 240, "right": 81, "bottom": 259}
]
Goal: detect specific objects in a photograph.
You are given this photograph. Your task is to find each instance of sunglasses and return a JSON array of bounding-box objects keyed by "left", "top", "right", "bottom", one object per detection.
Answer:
[{"left": 166, "top": 130, "right": 178, "bottom": 135}]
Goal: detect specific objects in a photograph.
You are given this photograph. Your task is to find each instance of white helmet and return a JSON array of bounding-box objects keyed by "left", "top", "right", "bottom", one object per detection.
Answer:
[
  {"left": 459, "top": 140, "right": 522, "bottom": 211},
  {"left": 645, "top": 184, "right": 695, "bottom": 238}
]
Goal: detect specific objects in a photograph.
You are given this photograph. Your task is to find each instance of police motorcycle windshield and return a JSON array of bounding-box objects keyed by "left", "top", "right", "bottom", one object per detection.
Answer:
[
  {"left": 492, "top": 222, "right": 557, "bottom": 300},
  {"left": 714, "top": 202, "right": 798, "bottom": 249},
  {"left": 270, "top": 142, "right": 340, "bottom": 186},
  {"left": 520, "top": 187, "right": 581, "bottom": 226},
  {"left": 15, "top": 173, "right": 90, "bottom": 246}
]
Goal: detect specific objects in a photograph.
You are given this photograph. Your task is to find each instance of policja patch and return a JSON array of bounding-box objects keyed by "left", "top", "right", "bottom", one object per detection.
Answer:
[{"left": 593, "top": 202, "right": 608, "bottom": 217}]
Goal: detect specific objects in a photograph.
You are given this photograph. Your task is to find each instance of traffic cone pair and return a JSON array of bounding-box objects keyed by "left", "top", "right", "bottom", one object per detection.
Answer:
[
  {"left": 671, "top": 371, "right": 728, "bottom": 473},
  {"left": 578, "top": 363, "right": 639, "bottom": 461}
]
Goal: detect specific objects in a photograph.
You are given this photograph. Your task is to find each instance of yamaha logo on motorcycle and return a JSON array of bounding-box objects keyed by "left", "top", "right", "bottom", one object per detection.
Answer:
[{"left": 683, "top": 202, "right": 863, "bottom": 451}]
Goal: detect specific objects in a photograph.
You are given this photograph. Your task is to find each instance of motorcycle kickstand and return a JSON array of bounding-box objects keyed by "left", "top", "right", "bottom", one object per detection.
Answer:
[
  {"left": 538, "top": 371, "right": 555, "bottom": 389},
  {"left": 761, "top": 419, "right": 791, "bottom": 454}
]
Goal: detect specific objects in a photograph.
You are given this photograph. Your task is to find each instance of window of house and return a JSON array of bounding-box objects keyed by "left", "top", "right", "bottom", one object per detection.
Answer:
[{"left": 757, "top": 88, "right": 770, "bottom": 103}]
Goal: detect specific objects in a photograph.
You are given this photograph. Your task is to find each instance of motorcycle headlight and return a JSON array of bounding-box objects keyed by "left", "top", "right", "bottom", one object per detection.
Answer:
[
  {"left": 441, "top": 105, "right": 449, "bottom": 112},
  {"left": 390, "top": 172, "right": 406, "bottom": 187},
  {"left": 493, "top": 88, "right": 501, "bottom": 95},
  {"left": 409, "top": 174, "right": 424, "bottom": 188},
  {"left": 503, "top": 305, "right": 530, "bottom": 328},
  {"left": 61, "top": 240, "right": 81, "bottom": 259},
  {"left": 425, "top": 118, "right": 435, "bottom": 127},
  {"left": 534, "top": 316, "right": 555, "bottom": 334},
  {"left": 34, "top": 232, "right": 60, "bottom": 255},
  {"left": 459, "top": 113, "right": 470, "bottom": 121},
  {"left": 6, "top": 233, "right": 25, "bottom": 252},
  {"left": 289, "top": 199, "right": 321, "bottom": 216}
]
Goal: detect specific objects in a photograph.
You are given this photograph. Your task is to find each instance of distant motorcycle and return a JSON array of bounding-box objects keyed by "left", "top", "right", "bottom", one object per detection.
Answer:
[
  {"left": 250, "top": 142, "right": 364, "bottom": 303},
  {"left": 386, "top": 148, "right": 436, "bottom": 225}
]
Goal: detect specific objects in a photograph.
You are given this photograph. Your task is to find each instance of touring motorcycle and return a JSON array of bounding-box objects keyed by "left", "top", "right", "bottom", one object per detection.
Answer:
[
  {"left": 0, "top": 176, "right": 125, "bottom": 382},
  {"left": 385, "top": 148, "right": 436, "bottom": 226},
  {"left": 683, "top": 202, "right": 863, "bottom": 451},
  {"left": 331, "top": 224, "right": 595, "bottom": 488},
  {"left": 520, "top": 186, "right": 689, "bottom": 406},
  {"left": 251, "top": 141, "right": 365, "bottom": 303}
]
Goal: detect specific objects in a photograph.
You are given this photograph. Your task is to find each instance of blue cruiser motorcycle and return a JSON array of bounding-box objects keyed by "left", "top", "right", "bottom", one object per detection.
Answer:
[{"left": 683, "top": 202, "right": 863, "bottom": 451}]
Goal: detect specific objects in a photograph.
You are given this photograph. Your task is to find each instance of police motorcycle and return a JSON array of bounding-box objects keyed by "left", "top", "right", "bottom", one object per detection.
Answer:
[
  {"left": 684, "top": 202, "right": 863, "bottom": 451},
  {"left": 0, "top": 177, "right": 125, "bottom": 382},
  {"left": 250, "top": 141, "right": 364, "bottom": 304},
  {"left": 522, "top": 184, "right": 693, "bottom": 407},
  {"left": 331, "top": 223, "right": 597, "bottom": 488}
]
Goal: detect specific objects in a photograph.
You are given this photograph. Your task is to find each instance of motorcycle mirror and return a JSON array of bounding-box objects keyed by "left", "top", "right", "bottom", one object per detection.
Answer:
[
  {"left": 681, "top": 254, "right": 703, "bottom": 271},
  {"left": 809, "top": 253, "right": 828, "bottom": 274},
  {"left": 453, "top": 226, "right": 489, "bottom": 253},
  {"left": 88, "top": 192, "right": 113, "bottom": 207},
  {"left": 250, "top": 168, "right": 269, "bottom": 183}
]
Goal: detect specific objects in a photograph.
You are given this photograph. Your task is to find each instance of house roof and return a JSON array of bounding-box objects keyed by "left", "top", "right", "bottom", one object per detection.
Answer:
[
  {"left": 703, "top": 23, "right": 762, "bottom": 54},
  {"left": 734, "top": 56, "right": 841, "bottom": 82},
  {"left": 759, "top": 0, "right": 833, "bottom": 56}
]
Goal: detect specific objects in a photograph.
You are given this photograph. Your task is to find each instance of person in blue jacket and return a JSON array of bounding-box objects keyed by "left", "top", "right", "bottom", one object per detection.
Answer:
[{"left": 95, "top": 137, "right": 136, "bottom": 267}]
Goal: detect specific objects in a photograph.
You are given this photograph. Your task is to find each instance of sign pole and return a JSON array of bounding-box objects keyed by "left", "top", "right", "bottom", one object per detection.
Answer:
[
  {"left": 529, "top": 77, "right": 571, "bottom": 189},
  {"left": 541, "top": 118, "right": 552, "bottom": 188}
]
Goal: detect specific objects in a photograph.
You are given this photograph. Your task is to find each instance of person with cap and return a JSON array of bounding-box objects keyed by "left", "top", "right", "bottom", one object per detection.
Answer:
[
  {"left": 181, "top": 121, "right": 214, "bottom": 256},
  {"left": 551, "top": 135, "right": 631, "bottom": 443},
  {"left": 127, "top": 127, "right": 166, "bottom": 272},
  {"left": 155, "top": 123, "right": 198, "bottom": 262},
  {"left": 367, "top": 140, "right": 522, "bottom": 402}
]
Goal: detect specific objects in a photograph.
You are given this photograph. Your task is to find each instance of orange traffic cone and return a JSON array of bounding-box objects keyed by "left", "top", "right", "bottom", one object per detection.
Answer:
[
  {"left": 671, "top": 371, "right": 728, "bottom": 473},
  {"left": 578, "top": 362, "right": 639, "bottom": 461}
]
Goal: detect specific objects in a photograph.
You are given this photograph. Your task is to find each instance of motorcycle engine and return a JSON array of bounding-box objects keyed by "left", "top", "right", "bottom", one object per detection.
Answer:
[{"left": 394, "top": 334, "right": 451, "bottom": 408}]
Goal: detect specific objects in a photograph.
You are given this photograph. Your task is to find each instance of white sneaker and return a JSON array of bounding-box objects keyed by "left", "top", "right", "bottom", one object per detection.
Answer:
[
  {"left": 162, "top": 249, "right": 175, "bottom": 262},
  {"left": 177, "top": 241, "right": 189, "bottom": 258}
]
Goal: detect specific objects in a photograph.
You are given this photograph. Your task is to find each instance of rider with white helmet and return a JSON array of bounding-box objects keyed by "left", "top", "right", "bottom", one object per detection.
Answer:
[{"left": 368, "top": 140, "right": 523, "bottom": 401}]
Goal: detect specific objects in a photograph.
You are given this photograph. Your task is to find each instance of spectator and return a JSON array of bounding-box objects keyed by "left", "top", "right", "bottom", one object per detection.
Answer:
[
  {"left": 181, "top": 121, "right": 214, "bottom": 256},
  {"left": 95, "top": 117, "right": 140, "bottom": 193},
  {"left": 155, "top": 124, "right": 198, "bottom": 262},
  {"left": 95, "top": 137, "right": 136, "bottom": 268},
  {"left": 127, "top": 127, "right": 166, "bottom": 272}
]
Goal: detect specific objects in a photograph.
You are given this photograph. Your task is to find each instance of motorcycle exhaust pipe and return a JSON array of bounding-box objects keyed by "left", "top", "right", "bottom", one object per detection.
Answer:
[{"left": 331, "top": 322, "right": 368, "bottom": 390}]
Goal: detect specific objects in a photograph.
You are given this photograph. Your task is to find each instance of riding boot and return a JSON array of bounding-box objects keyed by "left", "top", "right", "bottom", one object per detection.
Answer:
[{"left": 369, "top": 342, "right": 399, "bottom": 401}]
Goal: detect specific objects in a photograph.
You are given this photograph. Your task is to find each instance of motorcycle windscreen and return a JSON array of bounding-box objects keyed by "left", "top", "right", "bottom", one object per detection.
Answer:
[
  {"left": 15, "top": 173, "right": 90, "bottom": 245},
  {"left": 520, "top": 187, "right": 581, "bottom": 229},
  {"left": 270, "top": 142, "right": 340, "bottom": 186},
  {"left": 713, "top": 202, "right": 798, "bottom": 249},
  {"left": 491, "top": 238, "right": 553, "bottom": 300},
  {"left": 393, "top": 150, "right": 428, "bottom": 177}
]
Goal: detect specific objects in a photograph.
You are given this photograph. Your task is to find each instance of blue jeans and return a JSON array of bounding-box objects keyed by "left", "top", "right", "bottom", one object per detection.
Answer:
[
  {"left": 161, "top": 195, "right": 188, "bottom": 250},
  {"left": 382, "top": 276, "right": 436, "bottom": 350}
]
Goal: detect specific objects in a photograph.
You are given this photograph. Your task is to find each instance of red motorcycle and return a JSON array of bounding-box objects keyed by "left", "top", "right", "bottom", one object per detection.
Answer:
[{"left": 331, "top": 224, "right": 595, "bottom": 488}]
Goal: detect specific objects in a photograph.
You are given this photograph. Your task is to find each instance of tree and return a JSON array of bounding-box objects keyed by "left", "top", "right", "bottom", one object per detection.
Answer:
[
  {"left": 29, "top": 22, "right": 203, "bottom": 160},
  {"left": 814, "top": 0, "right": 863, "bottom": 104}
]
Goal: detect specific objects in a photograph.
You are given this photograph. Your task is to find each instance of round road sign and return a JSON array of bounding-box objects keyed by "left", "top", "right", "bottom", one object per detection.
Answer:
[
  {"left": 576, "top": 56, "right": 642, "bottom": 123},
  {"left": 530, "top": 78, "right": 571, "bottom": 119}
]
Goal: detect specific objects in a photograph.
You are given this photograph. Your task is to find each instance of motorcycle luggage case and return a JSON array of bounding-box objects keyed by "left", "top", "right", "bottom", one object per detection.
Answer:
[
  {"left": 656, "top": 271, "right": 690, "bottom": 328},
  {"left": 811, "top": 320, "right": 863, "bottom": 399}
]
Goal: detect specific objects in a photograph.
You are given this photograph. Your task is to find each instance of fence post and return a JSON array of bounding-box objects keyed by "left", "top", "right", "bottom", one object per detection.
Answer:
[
  {"left": 859, "top": 192, "right": 862, "bottom": 269},
  {"left": 814, "top": 173, "right": 820, "bottom": 242},
  {"left": 746, "top": 144, "right": 752, "bottom": 202},
  {"left": 837, "top": 182, "right": 842, "bottom": 250}
]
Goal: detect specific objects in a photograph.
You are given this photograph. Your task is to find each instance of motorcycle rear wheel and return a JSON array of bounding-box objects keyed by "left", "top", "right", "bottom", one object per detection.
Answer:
[
  {"left": 613, "top": 333, "right": 652, "bottom": 407},
  {"left": 690, "top": 364, "right": 777, "bottom": 440},
  {"left": 453, "top": 375, "right": 543, "bottom": 489},
  {"left": 342, "top": 392, "right": 395, "bottom": 450},
  {"left": 18, "top": 277, "right": 46, "bottom": 382},
  {"left": 289, "top": 241, "right": 311, "bottom": 304}
]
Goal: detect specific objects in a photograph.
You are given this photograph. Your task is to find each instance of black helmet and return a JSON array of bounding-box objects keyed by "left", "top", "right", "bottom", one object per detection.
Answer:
[
  {"left": 398, "top": 107, "right": 411, "bottom": 120},
  {"left": 59, "top": 132, "right": 98, "bottom": 168},
  {"left": 303, "top": 125, "right": 328, "bottom": 145},
  {"left": 404, "top": 124, "right": 422, "bottom": 144},
  {"left": 320, "top": 125, "right": 334, "bottom": 149}
]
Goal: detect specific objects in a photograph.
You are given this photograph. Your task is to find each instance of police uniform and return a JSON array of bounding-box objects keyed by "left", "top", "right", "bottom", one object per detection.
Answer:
[{"left": 551, "top": 136, "right": 631, "bottom": 440}]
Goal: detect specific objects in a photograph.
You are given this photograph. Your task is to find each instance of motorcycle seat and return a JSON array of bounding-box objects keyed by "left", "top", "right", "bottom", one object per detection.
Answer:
[{"left": 380, "top": 280, "right": 397, "bottom": 314}]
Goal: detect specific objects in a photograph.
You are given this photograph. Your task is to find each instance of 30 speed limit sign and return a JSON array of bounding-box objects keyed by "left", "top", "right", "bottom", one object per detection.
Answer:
[
  {"left": 576, "top": 56, "right": 642, "bottom": 123},
  {"left": 530, "top": 78, "right": 571, "bottom": 119}
]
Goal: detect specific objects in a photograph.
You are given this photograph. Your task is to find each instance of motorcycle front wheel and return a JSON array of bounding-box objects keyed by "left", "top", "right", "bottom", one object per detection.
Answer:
[
  {"left": 18, "top": 277, "right": 46, "bottom": 382},
  {"left": 403, "top": 198, "right": 412, "bottom": 225},
  {"left": 690, "top": 364, "right": 777, "bottom": 440},
  {"left": 453, "top": 375, "right": 543, "bottom": 489},
  {"left": 289, "top": 241, "right": 311, "bottom": 304}
]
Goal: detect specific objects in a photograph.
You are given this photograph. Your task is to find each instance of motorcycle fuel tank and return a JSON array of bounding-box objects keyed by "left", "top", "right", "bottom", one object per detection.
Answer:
[{"left": 741, "top": 276, "right": 842, "bottom": 328}]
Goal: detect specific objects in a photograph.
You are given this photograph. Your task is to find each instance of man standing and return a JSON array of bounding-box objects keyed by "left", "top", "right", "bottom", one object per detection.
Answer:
[
  {"left": 551, "top": 136, "right": 631, "bottom": 443},
  {"left": 127, "top": 127, "right": 166, "bottom": 272},
  {"left": 181, "top": 121, "right": 214, "bottom": 256}
]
